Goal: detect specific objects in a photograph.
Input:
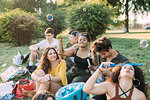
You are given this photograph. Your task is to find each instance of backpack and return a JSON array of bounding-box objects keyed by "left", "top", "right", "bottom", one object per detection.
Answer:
[{"left": 12, "top": 79, "right": 35, "bottom": 99}]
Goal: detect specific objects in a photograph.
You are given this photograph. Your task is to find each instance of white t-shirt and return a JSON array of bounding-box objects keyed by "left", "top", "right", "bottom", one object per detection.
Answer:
[{"left": 37, "top": 38, "right": 59, "bottom": 49}]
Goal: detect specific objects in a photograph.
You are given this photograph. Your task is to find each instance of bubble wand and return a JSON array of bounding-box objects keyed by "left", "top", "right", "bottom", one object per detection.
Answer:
[{"left": 101, "top": 63, "right": 143, "bottom": 68}]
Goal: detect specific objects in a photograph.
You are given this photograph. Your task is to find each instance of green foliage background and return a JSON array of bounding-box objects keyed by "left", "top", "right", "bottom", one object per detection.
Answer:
[
  {"left": 0, "top": 8, "right": 45, "bottom": 46},
  {"left": 68, "top": 3, "right": 113, "bottom": 40}
]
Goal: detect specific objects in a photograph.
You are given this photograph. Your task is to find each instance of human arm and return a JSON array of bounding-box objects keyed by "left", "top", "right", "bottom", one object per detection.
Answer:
[
  {"left": 47, "top": 60, "right": 67, "bottom": 85},
  {"left": 132, "top": 88, "right": 147, "bottom": 100},
  {"left": 31, "top": 73, "right": 42, "bottom": 82},
  {"left": 83, "top": 62, "right": 113, "bottom": 94},
  {"left": 57, "top": 35, "right": 75, "bottom": 57},
  {"left": 88, "top": 54, "right": 98, "bottom": 71},
  {"left": 83, "top": 68, "right": 109, "bottom": 95},
  {"left": 29, "top": 44, "right": 39, "bottom": 52},
  {"left": 56, "top": 60, "right": 67, "bottom": 85},
  {"left": 31, "top": 64, "right": 50, "bottom": 83}
]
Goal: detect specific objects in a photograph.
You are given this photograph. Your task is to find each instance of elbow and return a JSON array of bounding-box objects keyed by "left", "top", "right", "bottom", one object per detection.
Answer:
[
  {"left": 31, "top": 73, "right": 36, "bottom": 80},
  {"left": 83, "top": 86, "right": 91, "bottom": 94}
]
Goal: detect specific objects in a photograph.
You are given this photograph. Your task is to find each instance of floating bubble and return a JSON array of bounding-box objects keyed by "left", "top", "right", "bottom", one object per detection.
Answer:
[
  {"left": 138, "top": 39, "right": 149, "bottom": 48},
  {"left": 46, "top": 14, "right": 53, "bottom": 21},
  {"left": 2, "top": 63, "right": 7, "bottom": 67},
  {"left": 123, "top": 27, "right": 127, "bottom": 32},
  {"left": 83, "top": 8, "right": 86, "bottom": 12},
  {"left": 113, "top": 18, "right": 117, "bottom": 23}
]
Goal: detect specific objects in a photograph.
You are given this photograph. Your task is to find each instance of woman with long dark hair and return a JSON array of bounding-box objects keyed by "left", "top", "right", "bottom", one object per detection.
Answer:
[
  {"left": 57, "top": 32, "right": 97, "bottom": 83},
  {"left": 83, "top": 62, "right": 147, "bottom": 100},
  {"left": 31, "top": 47, "right": 67, "bottom": 95}
]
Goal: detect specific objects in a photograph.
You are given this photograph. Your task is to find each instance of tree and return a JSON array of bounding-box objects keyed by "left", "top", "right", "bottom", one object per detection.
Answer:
[
  {"left": 107, "top": 0, "right": 150, "bottom": 32},
  {"left": 37, "top": 0, "right": 67, "bottom": 37},
  {"left": 68, "top": 3, "right": 113, "bottom": 40},
  {"left": 0, "top": 8, "right": 45, "bottom": 46},
  {"left": 11, "top": 0, "right": 38, "bottom": 13}
]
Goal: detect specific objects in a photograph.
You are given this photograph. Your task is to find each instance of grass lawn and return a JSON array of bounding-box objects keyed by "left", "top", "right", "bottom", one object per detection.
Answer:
[{"left": 0, "top": 35, "right": 150, "bottom": 99}]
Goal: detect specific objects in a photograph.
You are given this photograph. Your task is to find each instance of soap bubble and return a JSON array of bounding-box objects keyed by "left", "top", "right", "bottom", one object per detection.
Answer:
[
  {"left": 83, "top": 8, "right": 86, "bottom": 12},
  {"left": 113, "top": 18, "right": 117, "bottom": 23},
  {"left": 138, "top": 39, "right": 149, "bottom": 48},
  {"left": 46, "top": 14, "right": 53, "bottom": 21}
]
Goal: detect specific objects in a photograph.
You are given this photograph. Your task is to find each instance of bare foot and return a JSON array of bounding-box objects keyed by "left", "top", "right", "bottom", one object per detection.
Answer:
[{"left": 22, "top": 88, "right": 36, "bottom": 98}]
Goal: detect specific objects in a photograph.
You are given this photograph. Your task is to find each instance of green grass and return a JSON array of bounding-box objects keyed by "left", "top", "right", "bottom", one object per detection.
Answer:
[{"left": 0, "top": 36, "right": 150, "bottom": 99}]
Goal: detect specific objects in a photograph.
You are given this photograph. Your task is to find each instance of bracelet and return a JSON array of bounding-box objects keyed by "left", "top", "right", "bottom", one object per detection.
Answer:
[
  {"left": 98, "top": 68, "right": 102, "bottom": 74},
  {"left": 49, "top": 76, "right": 51, "bottom": 81},
  {"left": 37, "top": 46, "right": 40, "bottom": 50}
]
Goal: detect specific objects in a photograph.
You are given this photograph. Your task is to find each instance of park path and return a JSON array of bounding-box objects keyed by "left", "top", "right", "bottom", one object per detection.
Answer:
[
  {"left": 104, "top": 33, "right": 150, "bottom": 40},
  {"left": 104, "top": 29, "right": 150, "bottom": 39},
  {"left": 62, "top": 29, "right": 150, "bottom": 39}
]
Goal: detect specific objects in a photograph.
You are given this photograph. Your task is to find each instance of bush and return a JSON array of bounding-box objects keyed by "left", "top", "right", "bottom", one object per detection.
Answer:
[
  {"left": 39, "top": 7, "right": 67, "bottom": 37},
  {"left": 0, "top": 8, "right": 45, "bottom": 46},
  {"left": 68, "top": 3, "right": 113, "bottom": 40}
]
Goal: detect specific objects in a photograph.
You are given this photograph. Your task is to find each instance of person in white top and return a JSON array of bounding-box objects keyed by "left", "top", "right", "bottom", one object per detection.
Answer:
[{"left": 28, "top": 27, "right": 59, "bottom": 67}]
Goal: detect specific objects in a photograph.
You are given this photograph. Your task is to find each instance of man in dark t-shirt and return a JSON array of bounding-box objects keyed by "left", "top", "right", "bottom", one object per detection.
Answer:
[{"left": 90, "top": 37, "right": 129, "bottom": 100}]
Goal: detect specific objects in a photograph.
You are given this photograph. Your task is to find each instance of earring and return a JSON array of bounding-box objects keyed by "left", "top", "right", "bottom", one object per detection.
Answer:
[
  {"left": 133, "top": 79, "right": 140, "bottom": 87},
  {"left": 118, "top": 77, "right": 120, "bottom": 82}
]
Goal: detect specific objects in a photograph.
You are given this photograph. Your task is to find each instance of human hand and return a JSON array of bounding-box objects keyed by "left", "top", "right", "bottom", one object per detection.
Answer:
[
  {"left": 88, "top": 66, "right": 97, "bottom": 71},
  {"left": 30, "top": 45, "right": 39, "bottom": 51},
  {"left": 39, "top": 74, "right": 50, "bottom": 83},
  {"left": 98, "top": 62, "right": 114, "bottom": 76},
  {"left": 56, "top": 34, "right": 62, "bottom": 40}
]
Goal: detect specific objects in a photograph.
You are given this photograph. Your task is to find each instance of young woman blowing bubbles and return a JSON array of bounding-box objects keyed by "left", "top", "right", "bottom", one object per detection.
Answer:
[{"left": 83, "top": 62, "right": 147, "bottom": 100}]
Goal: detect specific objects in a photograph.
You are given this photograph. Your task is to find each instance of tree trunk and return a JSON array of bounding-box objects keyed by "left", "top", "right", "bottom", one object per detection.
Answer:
[{"left": 125, "top": 0, "right": 129, "bottom": 33}]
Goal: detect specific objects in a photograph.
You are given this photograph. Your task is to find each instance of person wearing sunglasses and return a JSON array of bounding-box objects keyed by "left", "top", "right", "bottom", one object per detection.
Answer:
[{"left": 57, "top": 32, "right": 97, "bottom": 83}]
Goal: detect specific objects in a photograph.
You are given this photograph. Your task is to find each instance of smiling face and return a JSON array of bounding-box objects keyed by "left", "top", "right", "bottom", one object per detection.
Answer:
[
  {"left": 78, "top": 36, "right": 89, "bottom": 47},
  {"left": 120, "top": 64, "right": 135, "bottom": 79},
  {"left": 47, "top": 49, "right": 58, "bottom": 62}
]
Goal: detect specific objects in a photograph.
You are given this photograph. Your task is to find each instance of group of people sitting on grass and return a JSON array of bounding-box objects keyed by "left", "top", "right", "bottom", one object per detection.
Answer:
[{"left": 26, "top": 27, "right": 147, "bottom": 100}]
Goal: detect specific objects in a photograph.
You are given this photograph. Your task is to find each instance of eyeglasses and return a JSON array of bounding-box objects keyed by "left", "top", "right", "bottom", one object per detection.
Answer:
[{"left": 80, "top": 33, "right": 88, "bottom": 36}]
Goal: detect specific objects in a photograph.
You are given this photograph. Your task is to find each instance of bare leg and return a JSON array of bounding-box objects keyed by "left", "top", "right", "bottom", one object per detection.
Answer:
[
  {"left": 36, "top": 69, "right": 46, "bottom": 91},
  {"left": 49, "top": 81, "right": 62, "bottom": 95},
  {"left": 22, "top": 88, "right": 36, "bottom": 98},
  {"left": 30, "top": 50, "right": 42, "bottom": 63}
]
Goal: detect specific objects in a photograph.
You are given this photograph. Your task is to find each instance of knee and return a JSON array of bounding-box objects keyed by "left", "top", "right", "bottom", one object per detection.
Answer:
[
  {"left": 31, "top": 51, "right": 38, "bottom": 57},
  {"left": 37, "top": 69, "right": 45, "bottom": 77}
]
